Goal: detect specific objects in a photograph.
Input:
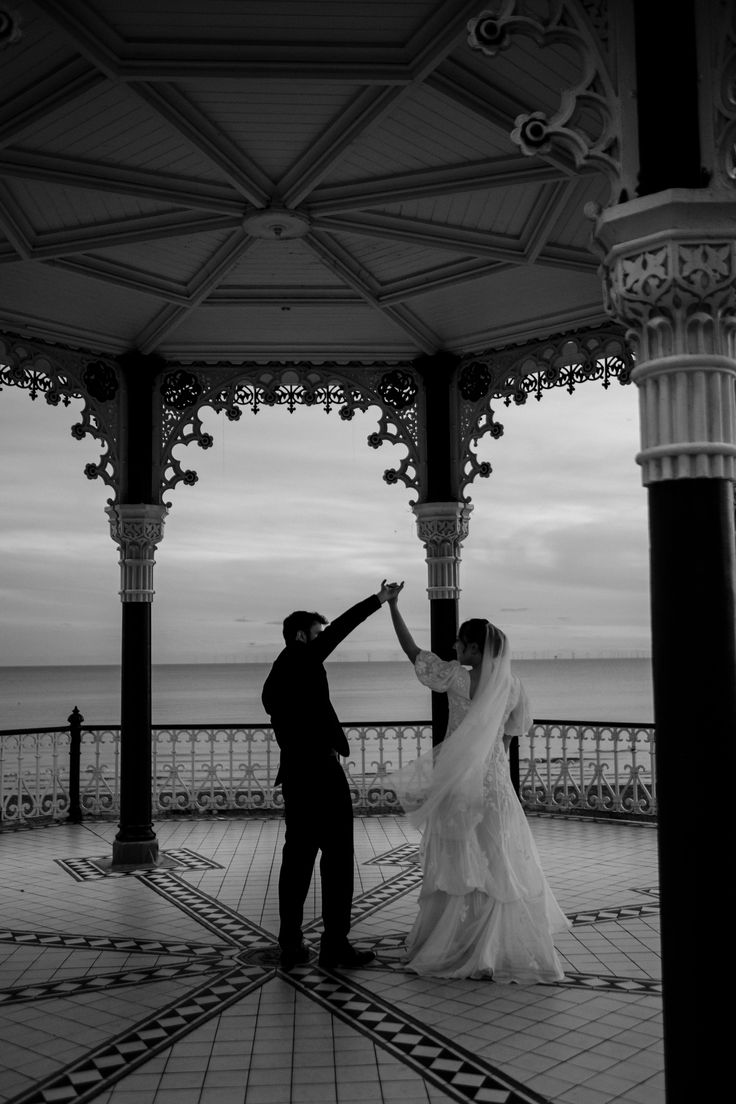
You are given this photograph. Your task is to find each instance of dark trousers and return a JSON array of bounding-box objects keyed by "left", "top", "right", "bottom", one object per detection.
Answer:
[{"left": 278, "top": 756, "right": 354, "bottom": 950}]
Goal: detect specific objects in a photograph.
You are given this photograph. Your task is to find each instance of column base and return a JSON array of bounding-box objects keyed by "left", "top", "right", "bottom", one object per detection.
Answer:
[{"left": 111, "top": 835, "right": 160, "bottom": 869}]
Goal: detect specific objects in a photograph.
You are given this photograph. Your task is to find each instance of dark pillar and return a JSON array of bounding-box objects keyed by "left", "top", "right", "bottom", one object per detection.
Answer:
[
  {"left": 648, "top": 480, "right": 736, "bottom": 1094},
  {"left": 624, "top": 7, "right": 734, "bottom": 1097},
  {"left": 67, "top": 706, "right": 83, "bottom": 824},
  {"left": 107, "top": 353, "right": 167, "bottom": 867},
  {"left": 594, "top": 2, "right": 736, "bottom": 1081},
  {"left": 413, "top": 352, "right": 468, "bottom": 745}
]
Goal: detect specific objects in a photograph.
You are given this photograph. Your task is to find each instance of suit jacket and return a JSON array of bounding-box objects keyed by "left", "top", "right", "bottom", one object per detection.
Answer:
[{"left": 262, "top": 594, "right": 381, "bottom": 784}]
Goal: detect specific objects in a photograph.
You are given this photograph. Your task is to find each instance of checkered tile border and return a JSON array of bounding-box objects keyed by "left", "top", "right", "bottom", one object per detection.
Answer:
[
  {"left": 364, "top": 842, "right": 420, "bottom": 865},
  {"left": 141, "top": 869, "right": 276, "bottom": 949},
  {"left": 559, "top": 972, "right": 661, "bottom": 995},
  {"left": 4, "top": 839, "right": 659, "bottom": 1104},
  {"left": 6, "top": 964, "right": 271, "bottom": 1104},
  {"left": 0, "top": 929, "right": 226, "bottom": 956},
  {"left": 286, "top": 965, "right": 551, "bottom": 1104},
  {"left": 567, "top": 902, "right": 659, "bottom": 926},
  {"left": 0, "top": 956, "right": 223, "bottom": 1006},
  {"left": 360, "top": 935, "right": 661, "bottom": 994},
  {"left": 55, "top": 848, "right": 223, "bottom": 881}
]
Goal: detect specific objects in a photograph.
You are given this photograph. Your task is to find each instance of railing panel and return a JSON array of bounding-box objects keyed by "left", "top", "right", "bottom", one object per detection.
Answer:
[
  {"left": 0, "top": 728, "right": 70, "bottom": 824},
  {"left": 520, "top": 722, "right": 657, "bottom": 818},
  {"left": 1, "top": 719, "right": 656, "bottom": 823}
]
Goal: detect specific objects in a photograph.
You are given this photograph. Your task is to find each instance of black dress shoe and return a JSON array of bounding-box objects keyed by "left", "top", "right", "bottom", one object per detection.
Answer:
[
  {"left": 280, "top": 943, "right": 311, "bottom": 970},
  {"left": 318, "top": 944, "right": 376, "bottom": 969}
]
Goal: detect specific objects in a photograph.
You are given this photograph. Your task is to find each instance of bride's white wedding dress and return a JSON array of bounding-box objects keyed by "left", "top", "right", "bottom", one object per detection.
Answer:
[{"left": 397, "top": 647, "right": 569, "bottom": 982}]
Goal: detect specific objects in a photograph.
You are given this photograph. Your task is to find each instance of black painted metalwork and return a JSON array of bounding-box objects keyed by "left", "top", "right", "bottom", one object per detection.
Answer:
[{"left": 66, "top": 706, "right": 83, "bottom": 825}]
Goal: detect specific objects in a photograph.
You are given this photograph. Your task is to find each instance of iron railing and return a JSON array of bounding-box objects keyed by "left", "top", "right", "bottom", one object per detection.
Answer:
[{"left": 0, "top": 716, "right": 656, "bottom": 825}]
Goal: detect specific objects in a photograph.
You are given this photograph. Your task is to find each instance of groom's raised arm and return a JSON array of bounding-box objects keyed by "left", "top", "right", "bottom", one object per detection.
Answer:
[{"left": 312, "top": 581, "right": 397, "bottom": 661}]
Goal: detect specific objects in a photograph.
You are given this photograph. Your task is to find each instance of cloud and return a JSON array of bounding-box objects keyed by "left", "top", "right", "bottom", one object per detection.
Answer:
[{"left": 0, "top": 376, "right": 652, "bottom": 663}]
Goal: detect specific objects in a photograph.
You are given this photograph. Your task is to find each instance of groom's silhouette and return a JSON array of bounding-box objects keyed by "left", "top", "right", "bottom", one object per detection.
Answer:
[{"left": 262, "top": 581, "right": 398, "bottom": 969}]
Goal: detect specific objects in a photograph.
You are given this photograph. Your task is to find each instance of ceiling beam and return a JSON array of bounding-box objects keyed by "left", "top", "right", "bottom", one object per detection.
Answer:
[
  {"left": 0, "top": 184, "right": 34, "bottom": 260},
  {"left": 377, "top": 260, "right": 514, "bottom": 305},
  {"left": 136, "top": 230, "right": 258, "bottom": 353},
  {"left": 32, "top": 0, "right": 413, "bottom": 82},
  {"left": 0, "top": 151, "right": 246, "bottom": 215},
  {"left": 30, "top": 0, "right": 123, "bottom": 80},
  {"left": 207, "top": 288, "right": 362, "bottom": 304},
  {"left": 522, "top": 179, "right": 580, "bottom": 264},
  {"left": 533, "top": 246, "right": 599, "bottom": 273},
  {"left": 304, "top": 230, "right": 439, "bottom": 354},
  {"left": 0, "top": 60, "right": 107, "bottom": 149},
  {"left": 129, "top": 83, "right": 273, "bottom": 207},
  {"left": 306, "top": 157, "right": 568, "bottom": 215},
  {"left": 48, "top": 258, "right": 191, "bottom": 304},
  {"left": 313, "top": 211, "right": 527, "bottom": 263},
  {"left": 278, "top": 86, "right": 411, "bottom": 209},
  {"left": 23, "top": 213, "right": 243, "bottom": 261},
  {"left": 119, "top": 53, "right": 410, "bottom": 82},
  {"left": 408, "top": 0, "right": 496, "bottom": 81}
]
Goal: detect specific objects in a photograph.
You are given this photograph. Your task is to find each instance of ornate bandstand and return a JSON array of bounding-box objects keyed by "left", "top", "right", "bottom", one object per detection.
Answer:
[{"left": 0, "top": 3, "right": 734, "bottom": 1097}]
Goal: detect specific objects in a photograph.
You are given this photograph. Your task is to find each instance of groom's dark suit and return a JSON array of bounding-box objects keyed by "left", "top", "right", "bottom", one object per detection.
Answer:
[{"left": 262, "top": 594, "right": 381, "bottom": 953}]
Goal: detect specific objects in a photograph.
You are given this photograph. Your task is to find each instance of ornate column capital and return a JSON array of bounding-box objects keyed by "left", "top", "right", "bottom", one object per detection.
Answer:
[
  {"left": 106, "top": 504, "right": 168, "bottom": 603},
  {"left": 413, "top": 501, "right": 473, "bottom": 600},
  {"left": 592, "top": 191, "right": 736, "bottom": 484}
]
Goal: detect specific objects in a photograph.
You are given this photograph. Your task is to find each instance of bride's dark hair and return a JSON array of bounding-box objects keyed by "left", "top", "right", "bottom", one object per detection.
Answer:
[{"left": 458, "top": 618, "right": 504, "bottom": 657}]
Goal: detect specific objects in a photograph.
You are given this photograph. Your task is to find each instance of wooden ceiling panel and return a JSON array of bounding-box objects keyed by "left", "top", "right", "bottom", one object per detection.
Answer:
[
  {"left": 5, "top": 179, "right": 184, "bottom": 236},
  {"left": 377, "top": 183, "right": 543, "bottom": 238},
  {"left": 85, "top": 229, "right": 237, "bottom": 286},
  {"left": 0, "top": 3, "right": 625, "bottom": 361},
  {"left": 456, "top": 33, "right": 585, "bottom": 120},
  {"left": 0, "top": 7, "right": 77, "bottom": 105},
  {"left": 14, "top": 83, "right": 229, "bottom": 182},
  {"left": 320, "top": 229, "right": 468, "bottom": 284},
  {"left": 408, "top": 265, "right": 607, "bottom": 349},
  {"left": 329, "top": 85, "right": 513, "bottom": 182},
  {"left": 0, "top": 261, "right": 166, "bottom": 350},
  {"left": 175, "top": 80, "right": 361, "bottom": 182},
  {"left": 159, "top": 302, "right": 418, "bottom": 360},
  {"left": 220, "top": 240, "right": 347, "bottom": 289}
]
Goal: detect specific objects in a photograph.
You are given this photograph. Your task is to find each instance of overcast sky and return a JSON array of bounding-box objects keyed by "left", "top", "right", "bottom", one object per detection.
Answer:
[{"left": 0, "top": 374, "right": 651, "bottom": 665}]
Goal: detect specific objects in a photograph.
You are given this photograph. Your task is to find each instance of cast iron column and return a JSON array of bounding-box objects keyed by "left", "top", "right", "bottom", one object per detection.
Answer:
[
  {"left": 594, "top": 192, "right": 736, "bottom": 1100},
  {"left": 413, "top": 352, "right": 471, "bottom": 745},
  {"left": 596, "top": 7, "right": 736, "bottom": 1097},
  {"left": 106, "top": 353, "right": 167, "bottom": 867}
]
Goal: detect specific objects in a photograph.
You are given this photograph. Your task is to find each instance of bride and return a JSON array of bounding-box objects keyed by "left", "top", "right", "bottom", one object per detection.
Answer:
[{"left": 387, "top": 586, "right": 569, "bottom": 982}]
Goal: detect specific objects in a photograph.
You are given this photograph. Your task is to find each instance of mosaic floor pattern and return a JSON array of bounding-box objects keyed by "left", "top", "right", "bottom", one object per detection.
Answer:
[{"left": 0, "top": 815, "right": 663, "bottom": 1104}]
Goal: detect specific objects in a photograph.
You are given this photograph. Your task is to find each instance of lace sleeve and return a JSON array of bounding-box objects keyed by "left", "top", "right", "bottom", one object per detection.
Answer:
[
  {"left": 414, "top": 650, "right": 462, "bottom": 692},
  {"left": 504, "top": 677, "right": 533, "bottom": 735}
]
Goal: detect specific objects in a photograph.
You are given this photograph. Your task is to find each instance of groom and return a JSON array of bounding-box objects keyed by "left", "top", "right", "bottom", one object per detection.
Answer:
[{"left": 262, "top": 580, "right": 400, "bottom": 970}]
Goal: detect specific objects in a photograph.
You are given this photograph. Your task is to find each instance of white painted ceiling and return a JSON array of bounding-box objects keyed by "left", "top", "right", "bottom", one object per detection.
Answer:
[{"left": 0, "top": 0, "right": 613, "bottom": 362}]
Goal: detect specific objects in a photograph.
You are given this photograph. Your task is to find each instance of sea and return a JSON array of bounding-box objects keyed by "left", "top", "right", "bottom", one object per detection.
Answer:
[{"left": 0, "top": 658, "right": 654, "bottom": 731}]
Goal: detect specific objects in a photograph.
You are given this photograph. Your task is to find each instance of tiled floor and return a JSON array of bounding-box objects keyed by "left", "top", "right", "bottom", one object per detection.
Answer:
[{"left": 0, "top": 814, "right": 663, "bottom": 1104}]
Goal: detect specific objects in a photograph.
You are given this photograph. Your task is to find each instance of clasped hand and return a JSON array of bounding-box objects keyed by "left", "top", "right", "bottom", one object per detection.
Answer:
[{"left": 378, "top": 579, "right": 405, "bottom": 604}]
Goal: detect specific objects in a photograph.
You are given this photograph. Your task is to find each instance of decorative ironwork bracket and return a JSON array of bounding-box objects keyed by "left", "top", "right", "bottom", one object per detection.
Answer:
[
  {"left": 467, "top": 0, "right": 635, "bottom": 205},
  {"left": 0, "top": 332, "right": 120, "bottom": 500},
  {"left": 157, "top": 360, "right": 422, "bottom": 505},
  {"left": 456, "top": 325, "right": 633, "bottom": 499}
]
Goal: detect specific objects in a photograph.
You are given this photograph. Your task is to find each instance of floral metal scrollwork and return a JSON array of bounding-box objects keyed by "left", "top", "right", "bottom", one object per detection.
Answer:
[
  {"left": 468, "top": 0, "right": 630, "bottom": 204},
  {"left": 0, "top": 334, "right": 120, "bottom": 500},
  {"left": 457, "top": 325, "right": 633, "bottom": 499},
  {"left": 158, "top": 361, "right": 421, "bottom": 504}
]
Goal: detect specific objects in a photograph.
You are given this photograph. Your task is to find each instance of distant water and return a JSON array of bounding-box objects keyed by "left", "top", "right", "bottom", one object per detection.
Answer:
[{"left": 0, "top": 658, "right": 653, "bottom": 730}]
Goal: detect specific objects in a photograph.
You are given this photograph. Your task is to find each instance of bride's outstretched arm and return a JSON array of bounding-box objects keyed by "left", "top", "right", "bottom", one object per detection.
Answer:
[{"left": 388, "top": 586, "right": 421, "bottom": 664}]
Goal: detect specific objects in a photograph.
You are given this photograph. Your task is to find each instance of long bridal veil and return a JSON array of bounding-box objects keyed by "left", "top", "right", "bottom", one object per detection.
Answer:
[{"left": 389, "top": 626, "right": 513, "bottom": 892}]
